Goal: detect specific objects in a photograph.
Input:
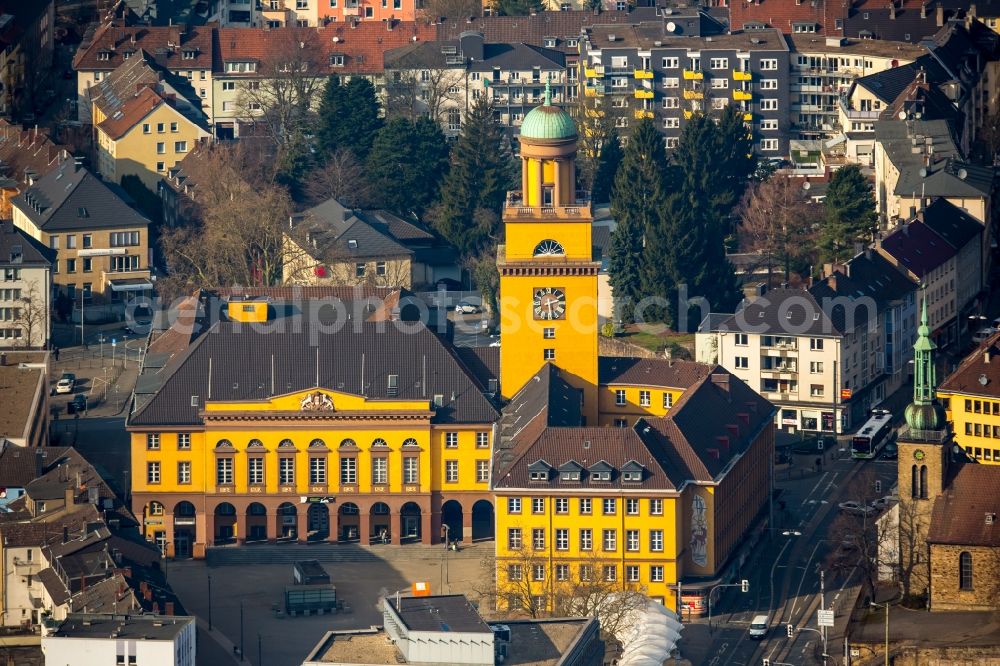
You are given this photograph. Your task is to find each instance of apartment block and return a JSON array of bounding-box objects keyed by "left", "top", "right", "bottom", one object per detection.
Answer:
[{"left": 578, "top": 22, "right": 790, "bottom": 155}]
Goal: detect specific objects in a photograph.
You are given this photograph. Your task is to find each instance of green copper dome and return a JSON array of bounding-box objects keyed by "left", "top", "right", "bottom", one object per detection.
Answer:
[{"left": 520, "top": 82, "right": 577, "bottom": 141}]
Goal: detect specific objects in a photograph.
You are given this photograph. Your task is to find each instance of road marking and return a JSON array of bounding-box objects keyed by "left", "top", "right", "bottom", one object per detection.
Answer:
[{"left": 801, "top": 472, "right": 830, "bottom": 506}]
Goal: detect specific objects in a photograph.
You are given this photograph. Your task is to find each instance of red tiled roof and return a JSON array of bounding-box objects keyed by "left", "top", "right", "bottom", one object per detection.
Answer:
[
  {"left": 939, "top": 332, "right": 1000, "bottom": 398},
  {"left": 96, "top": 86, "right": 164, "bottom": 141},
  {"left": 74, "top": 21, "right": 215, "bottom": 71},
  {"left": 215, "top": 22, "right": 438, "bottom": 77},
  {"left": 927, "top": 463, "right": 1000, "bottom": 547},
  {"left": 598, "top": 356, "right": 713, "bottom": 389},
  {"left": 0, "top": 120, "right": 69, "bottom": 184}
]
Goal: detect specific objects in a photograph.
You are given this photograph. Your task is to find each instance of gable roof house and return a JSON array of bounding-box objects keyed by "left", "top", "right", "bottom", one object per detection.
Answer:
[
  {"left": 89, "top": 50, "right": 211, "bottom": 190},
  {"left": 0, "top": 121, "right": 69, "bottom": 219},
  {"left": 10, "top": 162, "right": 152, "bottom": 302}
]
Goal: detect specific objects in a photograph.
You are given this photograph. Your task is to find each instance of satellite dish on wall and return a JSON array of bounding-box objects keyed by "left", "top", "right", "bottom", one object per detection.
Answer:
[
  {"left": 897, "top": 111, "right": 907, "bottom": 120},
  {"left": 958, "top": 168, "right": 968, "bottom": 180},
  {"left": 666, "top": 21, "right": 676, "bottom": 32},
  {"left": 919, "top": 168, "right": 928, "bottom": 177},
  {"left": 980, "top": 374, "right": 989, "bottom": 386}
]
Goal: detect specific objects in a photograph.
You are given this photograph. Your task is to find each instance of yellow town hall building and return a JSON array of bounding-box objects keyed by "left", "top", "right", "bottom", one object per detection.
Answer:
[{"left": 127, "top": 89, "right": 775, "bottom": 612}]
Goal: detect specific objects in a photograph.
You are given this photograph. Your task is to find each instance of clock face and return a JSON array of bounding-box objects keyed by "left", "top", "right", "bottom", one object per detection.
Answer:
[
  {"left": 533, "top": 287, "right": 566, "bottom": 320},
  {"left": 913, "top": 449, "right": 925, "bottom": 461}
]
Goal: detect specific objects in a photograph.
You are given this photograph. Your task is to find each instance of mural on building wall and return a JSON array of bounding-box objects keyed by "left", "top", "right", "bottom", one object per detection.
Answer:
[{"left": 690, "top": 494, "right": 709, "bottom": 567}]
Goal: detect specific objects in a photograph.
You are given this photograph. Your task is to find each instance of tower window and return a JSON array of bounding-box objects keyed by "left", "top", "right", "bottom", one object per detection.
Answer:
[
  {"left": 959, "top": 551, "right": 973, "bottom": 590},
  {"left": 543, "top": 348, "right": 555, "bottom": 360},
  {"left": 533, "top": 239, "right": 565, "bottom": 256},
  {"left": 919, "top": 464, "right": 928, "bottom": 499}
]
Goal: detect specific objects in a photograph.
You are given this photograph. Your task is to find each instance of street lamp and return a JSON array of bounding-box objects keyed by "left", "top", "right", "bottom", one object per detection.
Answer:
[
  {"left": 207, "top": 574, "right": 213, "bottom": 631},
  {"left": 870, "top": 601, "right": 890, "bottom": 666}
]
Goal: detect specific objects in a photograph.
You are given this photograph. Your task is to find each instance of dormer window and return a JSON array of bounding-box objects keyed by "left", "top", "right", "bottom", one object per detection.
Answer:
[
  {"left": 98, "top": 51, "right": 111, "bottom": 61},
  {"left": 183, "top": 49, "right": 198, "bottom": 60},
  {"left": 560, "top": 471, "right": 581, "bottom": 481},
  {"left": 543, "top": 37, "right": 557, "bottom": 48},
  {"left": 329, "top": 54, "right": 345, "bottom": 67},
  {"left": 528, "top": 460, "right": 553, "bottom": 482},
  {"left": 588, "top": 460, "right": 615, "bottom": 482},
  {"left": 530, "top": 470, "right": 549, "bottom": 481}
]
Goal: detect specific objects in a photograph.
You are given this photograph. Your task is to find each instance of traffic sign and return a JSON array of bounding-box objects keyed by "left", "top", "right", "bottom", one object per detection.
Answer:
[{"left": 817, "top": 609, "right": 834, "bottom": 627}]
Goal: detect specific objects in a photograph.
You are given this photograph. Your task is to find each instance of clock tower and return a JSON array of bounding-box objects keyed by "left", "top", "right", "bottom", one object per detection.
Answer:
[{"left": 498, "top": 84, "right": 600, "bottom": 422}]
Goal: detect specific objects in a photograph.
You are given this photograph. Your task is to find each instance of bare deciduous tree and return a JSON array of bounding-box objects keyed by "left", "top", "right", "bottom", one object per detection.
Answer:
[
  {"left": 738, "top": 174, "right": 821, "bottom": 283},
  {"left": 13, "top": 281, "right": 48, "bottom": 348},
  {"left": 384, "top": 68, "right": 465, "bottom": 128},
  {"left": 419, "top": 0, "right": 481, "bottom": 20},
  {"left": 304, "top": 148, "right": 373, "bottom": 208},
  {"left": 572, "top": 95, "right": 625, "bottom": 191},
  {"left": 236, "top": 28, "right": 325, "bottom": 149},
  {"left": 159, "top": 145, "right": 293, "bottom": 291},
  {"left": 826, "top": 468, "right": 885, "bottom": 600}
]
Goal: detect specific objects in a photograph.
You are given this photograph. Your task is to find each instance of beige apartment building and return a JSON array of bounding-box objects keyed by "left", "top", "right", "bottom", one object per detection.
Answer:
[{"left": 10, "top": 163, "right": 151, "bottom": 303}]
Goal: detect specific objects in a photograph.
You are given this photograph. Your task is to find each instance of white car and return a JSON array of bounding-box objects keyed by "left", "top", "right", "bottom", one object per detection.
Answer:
[
  {"left": 972, "top": 327, "right": 997, "bottom": 344},
  {"left": 869, "top": 495, "right": 898, "bottom": 512},
  {"left": 838, "top": 500, "right": 876, "bottom": 517},
  {"left": 55, "top": 373, "right": 76, "bottom": 394},
  {"left": 454, "top": 302, "right": 481, "bottom": 314}
]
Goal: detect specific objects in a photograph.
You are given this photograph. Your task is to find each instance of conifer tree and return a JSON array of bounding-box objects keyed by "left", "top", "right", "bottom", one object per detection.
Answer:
[
  {"left": 316, "top": 77, "right": 383, "bottom": 161},
  {"left": 591, "top": 130, "right": 624, "bottom": 204},
  {"left": 820, "top": 164, "right": 878, "bottom": 263},
  {"left": 429, "top": 96, "right": 515, "bottom": 257},
  {"left": 608, "top": 118, "right": 670, "bottom": 325},
  {"left": 367, "top": 117, "right": 449, "bottom": 219}
]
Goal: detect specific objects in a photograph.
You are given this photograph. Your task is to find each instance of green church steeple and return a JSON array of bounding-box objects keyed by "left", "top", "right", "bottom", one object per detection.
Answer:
[{"left": 904, "top": 298, "right": 946, "bottom": 432}]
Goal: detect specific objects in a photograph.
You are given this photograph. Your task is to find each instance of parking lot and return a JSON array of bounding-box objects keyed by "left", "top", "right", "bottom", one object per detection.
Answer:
[{"left": 167, "top": 544, "right": 491, "bottom": 666}]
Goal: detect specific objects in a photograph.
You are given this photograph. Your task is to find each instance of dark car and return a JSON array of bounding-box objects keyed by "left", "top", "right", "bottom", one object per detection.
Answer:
[
  {"left": 881, "top": 440, "right": 898, "bottom": 460},
  {"left": 67, "top": 394, "right": 87, "bottom": 415}
]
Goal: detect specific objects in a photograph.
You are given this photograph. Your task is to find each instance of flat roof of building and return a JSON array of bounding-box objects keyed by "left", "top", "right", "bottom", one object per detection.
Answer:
[
  {"left": 307, "top": 619, "right": 594, "bottom": 665},
  {"left": 586, "top": 23, "right": 788, "bottom": 51},
  {"left": 0, "top": 352, "right": 46, "bottom": 440},
  {"left": 786, "top": 35, "right": 926, "bottom": 59},
  {"left": 386, "top": 594, "right": 490, "bottom": 633},
  {"left": 50, "top": 613, "right": 194, "bottom": 641}
]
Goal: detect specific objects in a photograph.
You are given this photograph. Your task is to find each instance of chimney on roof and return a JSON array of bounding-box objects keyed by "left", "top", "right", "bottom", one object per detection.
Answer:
[
  {"left": 936, "top": 4, "right": 944, "bottom": 26},
  {"left": 716, "top": 435, "right": 730, "bottom": 451},
  {"left": 64, "top": 486, "right": 75, "bottom": 507},
  {"left": 726, "top": 423, "right": 740, "bottom": 439},
  {"left": 889, "top": 1, "right": 896, "bottom": 20},
  {"left": 921, "top": 1, "right": 928, "bottom": 18},
  {"left": 165, "top": 601, "right": 175, "bottom": 616},
  {"left": 710, "top": 372, "right": 730, "bottom": 398},
  {"left": 63, "top": 526, "right": 69, "bottom": 543},
  {"left": 35, "top": 447, "right": 43, "bottom": 477},
  {"left": 986, "top": 349, "right": 992, "bottom": 364}
]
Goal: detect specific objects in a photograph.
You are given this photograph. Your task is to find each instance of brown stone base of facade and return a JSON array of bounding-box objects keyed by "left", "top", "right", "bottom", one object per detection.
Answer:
[{"left": 133, "top": 490, "right": 495, "bottom": 559}]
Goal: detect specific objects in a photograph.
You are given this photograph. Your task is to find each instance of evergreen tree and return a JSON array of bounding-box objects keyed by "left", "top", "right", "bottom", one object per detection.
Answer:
[
  {"left": 367, "top": 117, "right": 450, "bottom": 219},
  {"left": 316, "top": 77, "right": 383, "bottom": 161},
  {"left": 591, "top": 130, "right": 623, "bottom": 204},
  {"left": 821, "top": 164, "right": 878, "bottom": 263},
  {"left": 608, "top": 118, "right": 670, "bottom": 324},
  {"left": 429, "top": 96, "right": 516, "bottom": 257},
  {"left": 653, "top": 113, "right": 743, "bottom": 328},
  {"left": 495, "top": 0, "right": 543, "bottom": 15},
  {"left": 275, "top": 128, "right": 314, "bottom": 199}
]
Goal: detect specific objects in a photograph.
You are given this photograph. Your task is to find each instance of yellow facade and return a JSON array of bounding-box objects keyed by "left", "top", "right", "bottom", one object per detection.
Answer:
[
  {"left": 939, "top": 391, "right": 1000, "bottom": 464},
  {"left": 596, "top": 384, "right": 685, "bottom": 427},
  {"left": 130, "top": 387, "right": 495, "bottom": 557},
  {"left": 94, "top": 101, "right": 207, "bottom": 190},
  {"left": 494, "top": 493, "right": 683, "bottom": 608}
]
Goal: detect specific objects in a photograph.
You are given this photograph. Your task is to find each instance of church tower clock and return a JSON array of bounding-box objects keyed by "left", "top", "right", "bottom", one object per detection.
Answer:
[{"left": 498, "top": 84, "right": 600, "bottom": 422}]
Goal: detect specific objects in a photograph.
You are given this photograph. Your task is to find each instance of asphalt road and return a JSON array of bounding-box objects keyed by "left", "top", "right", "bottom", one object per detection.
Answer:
[{"left": 685, "top": 455, "right": 899, "bottom": 666}]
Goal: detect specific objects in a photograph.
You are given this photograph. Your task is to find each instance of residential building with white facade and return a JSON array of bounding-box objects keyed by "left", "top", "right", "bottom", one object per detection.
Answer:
[
  {"left": 0, "top": 222, "right": 52, "bottom": 348},
  {"left": 697, "top": 259, "right": 916, "bottom": 434},
  {"left": 42, "top": 613, "right": 195, "bottom": 666}
]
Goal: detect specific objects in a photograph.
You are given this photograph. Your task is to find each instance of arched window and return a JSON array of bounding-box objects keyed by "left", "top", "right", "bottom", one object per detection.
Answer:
[
  {"left": 340, "top": 438, "right": 357, "bottom": 448},
  {"left": 532, "top": 239, "right": 565, "bottom": 257},
  {"left": 309, "top": 438, "right": 327, "bottom": 449},
  {"left": 247, "top": 439, "right": 264, "bottom": 448},
  {"left": 372, "top": 438, "right": 388, "bottom": 448},
  {"left": 278, "top": 439, "right": 295, "bottom": 449},
  {"left": 919, "top": 465, "right": 928, "bottom": 499},
  {"left": 149, "top": 501, "right": 164, "bottom": 516},
  {"left": 911, "top": 465, "right": 918, "bottom": 499},
  {"left": 402, "top": 438, "right": 419, "bottom": 448},
  {"left": 959, "top": 551, "right": 973, "bottom": 590},
  {"left": 216, "top": 439, "right": 233, "bottom": 449}
]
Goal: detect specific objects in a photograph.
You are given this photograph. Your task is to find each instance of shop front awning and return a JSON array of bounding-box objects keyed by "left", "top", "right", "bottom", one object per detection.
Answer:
[{"left": 109, "top": 278, "right": 153, "bottom": 292}]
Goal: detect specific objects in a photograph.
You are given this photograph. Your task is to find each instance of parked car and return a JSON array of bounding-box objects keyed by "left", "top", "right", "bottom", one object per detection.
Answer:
[
  {"left": 67, "top": 395, "right": 87, "bottom": 414},
  {"left": 972, "top": 327, "right": 998, "bottom": 344},
  {"left": 881, "top": 440, "right": 898, "bottom": 460},
  {"left": 749, "top": 615, "right": 770, "bottom": 640},
  {"left": 838, "top": 500, "right": 876, "bottom": 517},
  {"left": 870, "top": 495, "right": 898, "bottom": 512},
  {"left": 55, "top": 373, "right": 76, "bottom": 394},
  {"left": 454, "top": 301, "right": 481, "bottom": 315}
]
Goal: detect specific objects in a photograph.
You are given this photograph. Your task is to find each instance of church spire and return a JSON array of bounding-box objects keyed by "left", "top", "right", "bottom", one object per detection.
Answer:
[{"left": 905, "top": 297, "right": 946, "bottom": 432}]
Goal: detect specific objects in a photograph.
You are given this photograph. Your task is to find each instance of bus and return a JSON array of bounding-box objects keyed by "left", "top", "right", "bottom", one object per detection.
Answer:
[{"left": 851, "top": 409, "right": 894, "bottom": 459}]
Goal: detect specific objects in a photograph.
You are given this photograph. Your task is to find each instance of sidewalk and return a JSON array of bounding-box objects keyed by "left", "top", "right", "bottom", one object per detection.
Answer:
[{"left": 49, "top": 346, "right": 141, "bottom": 423}]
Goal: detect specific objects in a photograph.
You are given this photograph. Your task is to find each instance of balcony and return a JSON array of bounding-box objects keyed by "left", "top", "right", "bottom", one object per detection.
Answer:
[
  {"left": 584, "top": 65, "right": 604, "bottom": 78},
  {"left": 607, "top": 67, "right": 634, "bottom": 76},
  {"left": 743, "top": 112, "right": 753, "bottom": 121},
  {"left": 503, "top": 190, "right": 593, "bottom": 220},
  {"left": 634, "top": 69, "right": 654, "bottom": 79},
  {"left": 340, "top": 6, "right": 361, "bottom": 14},
  {"left": 682, "top": 89, "right": 704, "bottom": 100},
  {"left": 634, "top": 89, "right": 654, "bottom": 99},
  {"left": 732, "top": 90, "right": 752, "bottom": 101},
  {"left": 682, "top": 70, "right": 703, "bottom": 80},
  {"left": 634, "top": 109, "right": 654, "bottom": 119},
  {"left": 584, "top": 84, "right": 604, "bottom": 97},
  {"left": 733, "top": 71, "right": 752, "bottom": 81},
  {"left": 683, "top": 110, "right": 694, "bottom": 120},
  {"left": 838, "top": 97, "right": 881, "bottom": 119}
]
